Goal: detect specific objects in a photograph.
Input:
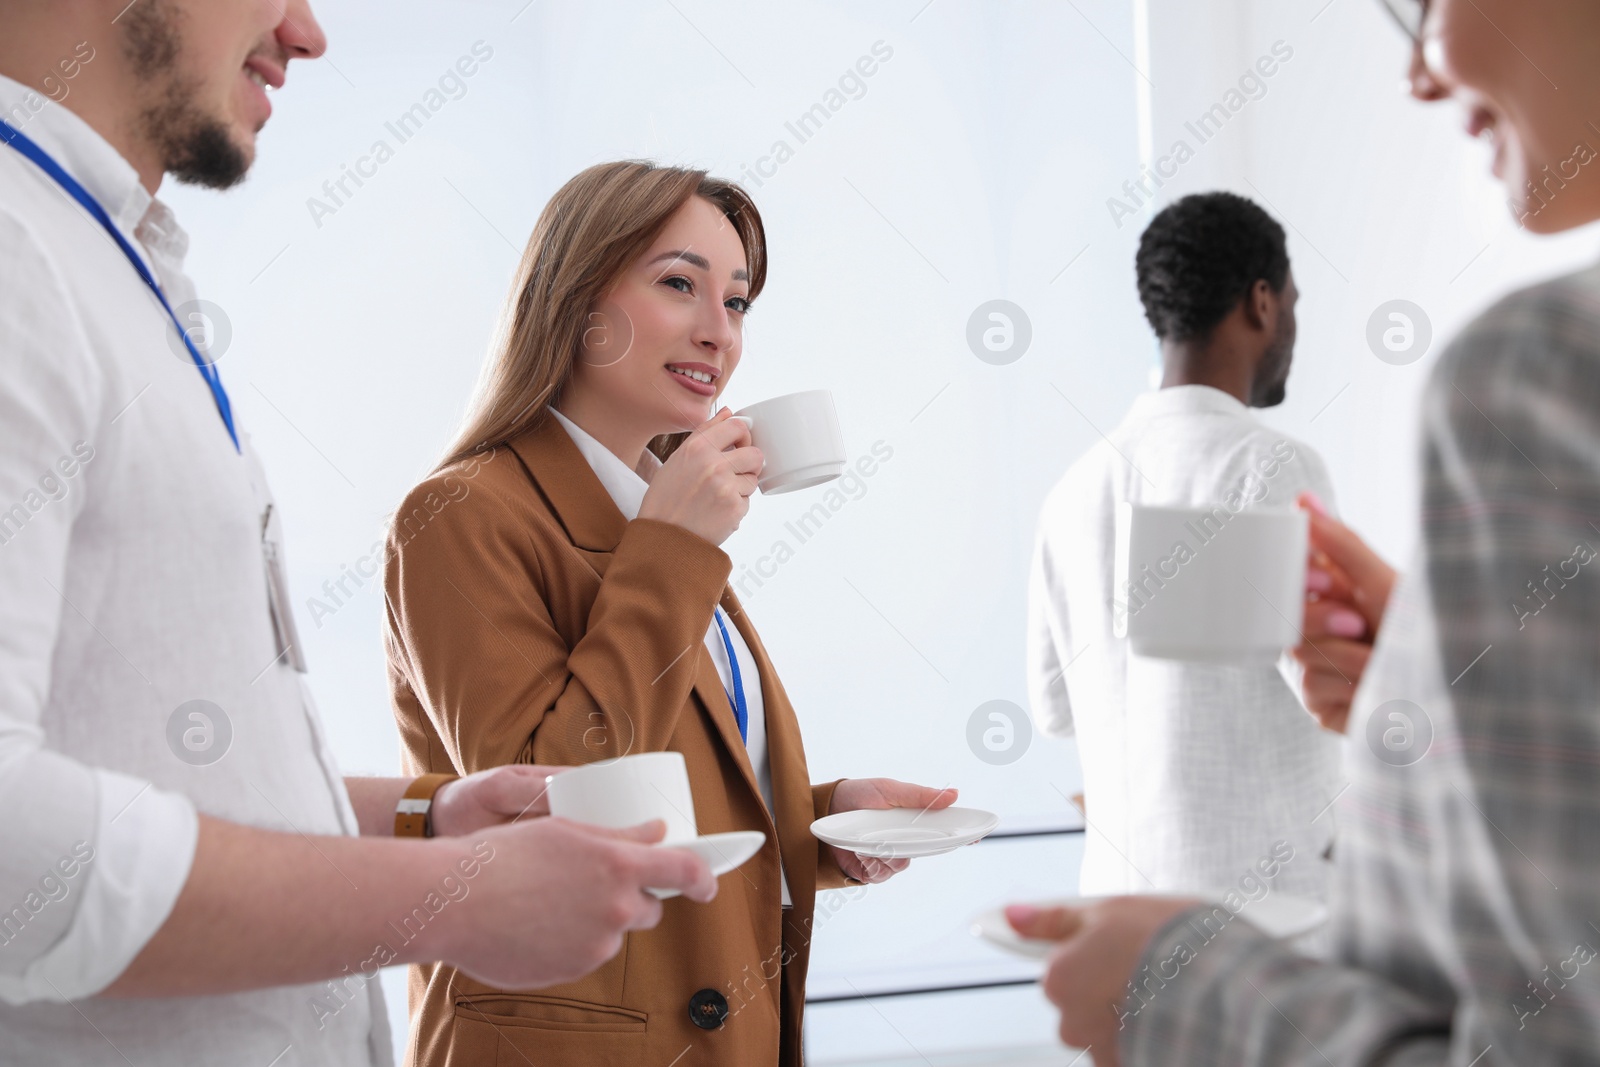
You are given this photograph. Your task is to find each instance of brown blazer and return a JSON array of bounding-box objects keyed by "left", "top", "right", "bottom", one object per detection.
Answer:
[{"left": 383, "top": 415, "right": 852, "bottom": 1067}]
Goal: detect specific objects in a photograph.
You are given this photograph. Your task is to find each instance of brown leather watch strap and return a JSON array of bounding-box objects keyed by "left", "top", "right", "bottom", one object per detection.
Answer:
[{"left": 394, "top": 773, "right": 458, "bottom": 838}]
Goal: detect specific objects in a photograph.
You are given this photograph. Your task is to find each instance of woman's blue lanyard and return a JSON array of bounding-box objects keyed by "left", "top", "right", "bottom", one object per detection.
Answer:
[
  {"left": 0, "top": 118, "right": 240, "bottom": 452},
  {"left": 712, "top": 608, "right": 749, "bottom": 744}
]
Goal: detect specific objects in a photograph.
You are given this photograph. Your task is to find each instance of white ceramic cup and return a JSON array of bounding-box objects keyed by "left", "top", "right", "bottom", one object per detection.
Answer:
[
  {"left": 731, "top": 389, "right": 846, "bottom": 495},
  {"left": 545, "top": 752, "right": 698, "bottom": 844},
  {"left": 1113, "top": 502, "right": 1308, "bottom": 662}
]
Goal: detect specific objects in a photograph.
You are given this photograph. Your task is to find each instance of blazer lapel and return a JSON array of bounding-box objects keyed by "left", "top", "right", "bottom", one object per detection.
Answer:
[
  {"left": 510, "top": 417, "right": 771, "bottom": 808},
  {"left": 507, "top": 417, "right": 630, "bottom": 569},
  {"left": 717, "top": 589, "right": 819, "bottom": 890},
  {"left": 690, "top": 600, "right": 764, "bottom": 811}
]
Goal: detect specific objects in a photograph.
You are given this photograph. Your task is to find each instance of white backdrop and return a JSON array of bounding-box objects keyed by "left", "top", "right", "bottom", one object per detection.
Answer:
[{"left": 163, "top": 1, "right": 1600, "bottom": 1061}]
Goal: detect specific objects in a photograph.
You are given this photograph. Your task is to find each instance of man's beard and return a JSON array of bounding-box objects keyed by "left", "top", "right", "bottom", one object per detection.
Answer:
[
  {"left": 1250, "top": 341, "right": 1291, "bottom": 407},
  {"left": 1250, "top": 311, "right": 1295, "bottom": 408},
  {"left": 1252, "top": 377, "right": 1287, "bottom": 408},
  {"left": 121, "top": 0, "right": 250, "bottom": 189}
]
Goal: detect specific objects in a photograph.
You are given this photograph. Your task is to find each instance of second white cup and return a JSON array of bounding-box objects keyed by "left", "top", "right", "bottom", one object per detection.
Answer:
[
  {"left": 1113, "top": 502, "right": 1308, "bottom": 662},
  {"left": 545, "top": 752, "right": 698, "bottom": 844}
]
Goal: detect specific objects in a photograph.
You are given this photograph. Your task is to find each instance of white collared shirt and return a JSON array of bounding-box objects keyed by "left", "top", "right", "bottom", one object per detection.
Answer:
[
  {"left": 1027, "top": 385, "right": 1342, "bottom": 900},
  {"left": 548, "top": 407, "right": 792, "bottom": 905},
  {"left": 0, "top": 75, "right": 387, "bottom": 1064}
]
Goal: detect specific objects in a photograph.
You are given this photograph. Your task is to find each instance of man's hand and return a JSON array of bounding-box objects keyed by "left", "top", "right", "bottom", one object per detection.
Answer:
[
  {"left": 826, "top": 778, "right": 958, "bottom": 884},
  {"left": 430, "top": 765, "right": 568, "bottom": 836},
  {"left": 1293, "top": 492, "right": 1398, "bottom": 734},
  {"left": 105, "top": 812, "right": 716, "bottom": 998},
  {"left": 1007, "top": 896, "right": 1201, "bottom": 1065},
  {"left": 419, "top": 817, "right": 716, "bottom": 990}
]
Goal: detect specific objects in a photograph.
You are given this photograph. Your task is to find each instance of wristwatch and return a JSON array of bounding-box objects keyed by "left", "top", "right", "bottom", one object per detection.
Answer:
[{"left": 394, "top": 773, "right": 459, "bottom": 838}]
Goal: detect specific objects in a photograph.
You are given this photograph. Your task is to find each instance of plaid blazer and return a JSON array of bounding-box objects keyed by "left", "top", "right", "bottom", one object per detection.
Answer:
[{"left": 1122, "top": 262, "right": 1600, "bottom": 1065}]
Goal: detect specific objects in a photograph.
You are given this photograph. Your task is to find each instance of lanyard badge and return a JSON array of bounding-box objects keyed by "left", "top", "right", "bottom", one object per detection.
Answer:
[{"left": 261, "top": 504, "right": 308, "bottom": 674}]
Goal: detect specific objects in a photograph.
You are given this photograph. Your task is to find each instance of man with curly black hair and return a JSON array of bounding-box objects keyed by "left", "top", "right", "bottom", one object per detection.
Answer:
[
  {"left": 1135, "top": 191, "right": 1296, "bottom": 407},
  {"left": 1026, "top": 191, "right": 1342, "bottom": 912}
]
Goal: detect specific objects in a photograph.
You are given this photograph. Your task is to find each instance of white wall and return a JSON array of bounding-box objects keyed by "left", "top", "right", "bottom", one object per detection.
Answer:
[{"left": 162, "top": 0, "right": 1600, "bottom": 1061}]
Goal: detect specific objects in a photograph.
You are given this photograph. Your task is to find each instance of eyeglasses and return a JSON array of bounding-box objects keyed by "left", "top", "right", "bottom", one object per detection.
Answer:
[{"left": 1377, "top": 0, "right": 1426, "bottom": 41}]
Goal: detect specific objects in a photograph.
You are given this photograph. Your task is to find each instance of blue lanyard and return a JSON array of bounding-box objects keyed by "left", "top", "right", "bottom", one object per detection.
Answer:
[
  {"left": 712, "top": 608, "right": 749, "bottom": 745},
  {"left": 0, "top": 118, "right": 240, "bottom": 452}
]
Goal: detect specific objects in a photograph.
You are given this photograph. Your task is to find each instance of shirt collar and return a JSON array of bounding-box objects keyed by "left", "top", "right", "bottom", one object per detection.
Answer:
[
  {"left": 546, "top": 407, "right": 662, "bottom": 521},
  {"left": 1128, "top": 384, "right": 1254, "bottom": 420},
  {"left": 0, "top": 72, "right": 187, "bottom": 268}
]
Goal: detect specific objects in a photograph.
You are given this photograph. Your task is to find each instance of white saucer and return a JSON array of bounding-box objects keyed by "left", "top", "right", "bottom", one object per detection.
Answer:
[
  {"left": 647, "top": 830, "right": 766, "bottom": 900},
  {"left": 972, "top": 894, "right": 1329, "bottom": 959},
  {"left": 810, "top": 806, "right": 1000, "bottom": 859}
]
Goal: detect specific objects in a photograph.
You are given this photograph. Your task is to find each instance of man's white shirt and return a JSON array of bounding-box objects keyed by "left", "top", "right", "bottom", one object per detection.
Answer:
[
  {"left": 1027, "top": 384, "right": 1343, "bottom": 900},
  {"left": 0, "top": 76, "right": 388, "bottom": 1064}
]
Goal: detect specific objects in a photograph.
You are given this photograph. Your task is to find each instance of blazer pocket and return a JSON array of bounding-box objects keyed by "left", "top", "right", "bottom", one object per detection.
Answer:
[{"left": 454, "top": 993, "right": 648, "bottom": 1034}]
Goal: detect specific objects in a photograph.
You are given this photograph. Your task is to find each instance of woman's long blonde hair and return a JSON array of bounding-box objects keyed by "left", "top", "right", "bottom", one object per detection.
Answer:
[{"left": 435, "top": 160, "right": 768, "bottom": 472}]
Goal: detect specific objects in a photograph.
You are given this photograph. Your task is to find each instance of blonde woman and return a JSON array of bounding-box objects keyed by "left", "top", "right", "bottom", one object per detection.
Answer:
[{"left": 384, "top": 160, "right": 954, "bottom": 1067}]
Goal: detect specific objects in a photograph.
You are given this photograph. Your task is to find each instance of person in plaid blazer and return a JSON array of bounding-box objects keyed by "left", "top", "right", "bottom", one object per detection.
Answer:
[{"left": 1010, "top": 1, "right": 1600, "bottom": 1063}]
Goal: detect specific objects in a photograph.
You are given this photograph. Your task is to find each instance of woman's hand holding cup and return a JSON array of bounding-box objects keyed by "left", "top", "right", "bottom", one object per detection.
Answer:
[
  {"left": 1293, "top": 491, "right": 1398, "bottom": 734},
  {"left": 639, "top": 408, "right": 763, "bottom": 546}
]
